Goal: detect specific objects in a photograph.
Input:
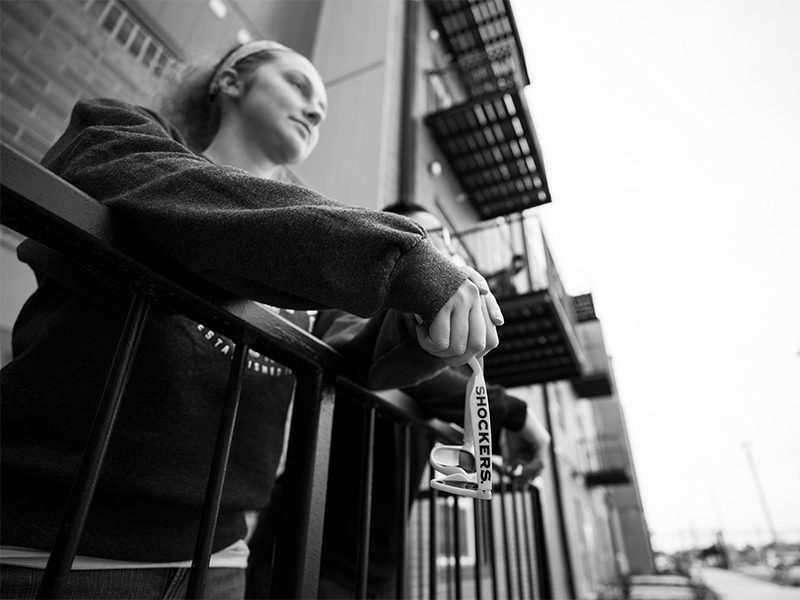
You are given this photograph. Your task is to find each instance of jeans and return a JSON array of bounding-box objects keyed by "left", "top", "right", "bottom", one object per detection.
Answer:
[{"left": 0, "top": 564, "right": 245, "bottom": 599}]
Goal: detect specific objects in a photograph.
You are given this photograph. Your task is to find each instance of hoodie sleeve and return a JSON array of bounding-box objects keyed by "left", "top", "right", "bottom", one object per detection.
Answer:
[
  {"left": 314, "top": 309, "right": 448, "bottom": 390},
  {"left": 40, "top": 99, "right": 467, "bottom": 323}
]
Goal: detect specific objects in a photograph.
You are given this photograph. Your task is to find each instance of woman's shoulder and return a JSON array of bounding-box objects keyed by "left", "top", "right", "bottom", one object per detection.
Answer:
[
  {"left": 69, "top": 98, "right": 184, "bottom": 141},
  {"left": 41, "top": 97, "right": 191, "bottom": 172}
]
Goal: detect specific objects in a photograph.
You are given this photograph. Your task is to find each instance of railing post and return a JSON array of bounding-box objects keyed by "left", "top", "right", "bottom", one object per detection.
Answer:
[
  {"left": 512, "top": 483, "right": 525, "bottom": 598},
  {"left": 499, "top": 476, "right": 515, "bottom": 598},
  {"left": 269, "top": 368, "right": 337, "bottom": 599},
  {"left": 37, "top": 291, "right": 152, "bottom": 599},
  {"left": 486, "top": 490, "right": 499, "bottom": 600},
  {"left": 530, "top": 485, "right": 553, "bottom": 600},
  {"left": 396, "top": 425, "right": 411, "bottom": 600},
  {"left": 186, "top": 340, "right": 251, "bottom": 599},
  {"left": 416, "top": 497, "right": 425, "bottom": 599},
  {"left": 519, "top": 212, "right": 536, "bottom": 293},
  {"left": 472, "top": 499, "right": 483, "bottom": 600},
  {"left": 355, "top": 406, "right": 377, "bottom": 598},
  {"left": 443, "top": 497, "right": 453, "bottom": 599},
  {"left": 429, "top": 487, "right": 438, "bottom": 600},
  {"left": 520, "top": 483, "right": 537, "bottom": 599},
  {"left": 453, "top": 498, "right": 462, "bottom": 599}
]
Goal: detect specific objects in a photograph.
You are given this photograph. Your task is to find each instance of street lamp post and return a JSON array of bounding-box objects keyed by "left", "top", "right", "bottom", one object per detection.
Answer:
[{"left": 741, "top": 442, "right": 779, "bottom": 546}]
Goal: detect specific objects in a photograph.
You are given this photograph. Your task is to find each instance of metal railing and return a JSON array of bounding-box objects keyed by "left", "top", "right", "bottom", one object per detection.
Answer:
[
  {"left": 426, "top": 50, "right": 524, "bottom": 114},
  {"left": 408, "top": 473, "right": 552, "bottom": 599},
  {"left": 579, "top": 435, "right": 631, "bottom": 477},
  {"left": 577, "top": 338, "right": 611, "bottom": 377},
  {"left": 0, "top": 142, "right": 553, "bottom": 598},
  {"left": 453, "top": 212, "right": 578, "bottom": 324}
]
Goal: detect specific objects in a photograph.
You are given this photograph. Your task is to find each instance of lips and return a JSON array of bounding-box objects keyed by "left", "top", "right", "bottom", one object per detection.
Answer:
[{"left": 291, "top": 118, "right": 311, "bottom": 138}]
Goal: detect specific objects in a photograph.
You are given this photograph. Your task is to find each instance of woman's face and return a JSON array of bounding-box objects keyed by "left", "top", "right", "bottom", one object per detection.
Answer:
[{"left": 236, "top": 52, "right": 328, "bottom": 166}]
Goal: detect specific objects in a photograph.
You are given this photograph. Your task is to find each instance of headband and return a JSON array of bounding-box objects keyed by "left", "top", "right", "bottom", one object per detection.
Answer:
[{"left": 207, "top": 40, "right": 292, "bottom": 98}]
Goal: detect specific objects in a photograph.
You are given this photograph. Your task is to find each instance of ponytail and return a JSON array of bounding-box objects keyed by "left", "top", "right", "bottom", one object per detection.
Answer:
[{"left": 159, "top": 62, "right": 219, "bottom": 152}]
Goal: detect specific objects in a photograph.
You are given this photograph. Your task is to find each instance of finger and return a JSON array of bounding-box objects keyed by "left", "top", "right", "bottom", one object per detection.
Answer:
[
  {"left": 463, "top": 266, "right": 504, "bottom": 325},
  {"left": 447, "top": 292, "right": 473, "bottom": 358},
  {"left": 417, "top": 325, "right": 470, "bottom": 366},
  {"left": 416, "top": 324, "right": 453, "bottom": 357},
  {"left": 481, "top": 288, "right": 504, "bottom": 326},
  {"left": 462, "top": 266, "right": 490, "bottom": 295},
  {"left": 418, "top": 306, "right": 452, "bottom": 354},
  {"left": 434, "top": 303, "right": 483, "bottom": 367},
  {"left": 431, "top": 300, "right": 486, "bottom": 367},
  {"left": 477, "top": 297, "right": 499, "bottom": 359},
  {"left": 459, "top": 294, "right": 486, "bottom": 363}
]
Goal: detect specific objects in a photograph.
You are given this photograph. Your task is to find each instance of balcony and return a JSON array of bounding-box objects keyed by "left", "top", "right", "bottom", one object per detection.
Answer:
[
  {"left": 579, "top": 435, "right": 632, "bottom": 487},
  {"left": 451, "top": 212, "right": 586, "bottom": 388},
  {"left": 424, "top": 0, "right": 530, "bottom": 89},
  {"left": 423, "top": 0, "right": 551, "bottom": 219},
  {"left": 570, "top": 294, "right": 614, "bottom": 398}
]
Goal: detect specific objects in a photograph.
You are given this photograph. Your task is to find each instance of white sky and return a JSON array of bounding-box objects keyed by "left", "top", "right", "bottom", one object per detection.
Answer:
[{"left": 511, "top": 0, "right": 800, "bottom": 552}]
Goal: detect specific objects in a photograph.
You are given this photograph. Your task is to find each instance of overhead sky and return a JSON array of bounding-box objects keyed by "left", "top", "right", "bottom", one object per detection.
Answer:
[{"left": 511, "top": 0, "right": 800, "bottom": 552}]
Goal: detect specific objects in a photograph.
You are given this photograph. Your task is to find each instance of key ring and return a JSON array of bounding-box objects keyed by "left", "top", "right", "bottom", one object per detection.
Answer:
[{"left": 429, "top": 357, "right": 492, "bottom": 500}]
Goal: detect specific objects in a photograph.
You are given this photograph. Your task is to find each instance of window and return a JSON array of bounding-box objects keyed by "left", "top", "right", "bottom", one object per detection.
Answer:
[{"left": 81, "top": 0, "right": 178, "bottom": 76}]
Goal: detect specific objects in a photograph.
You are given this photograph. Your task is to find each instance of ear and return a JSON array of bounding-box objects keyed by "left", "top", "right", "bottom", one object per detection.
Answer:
[{"left": 217, "top": 68, "right": 244, "bottom": 98}]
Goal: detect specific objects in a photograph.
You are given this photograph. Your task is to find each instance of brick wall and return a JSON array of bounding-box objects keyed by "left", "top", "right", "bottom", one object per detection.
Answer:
[
  {"left": 0, "top": 0, "right": 170, "bottom": 162},
  {"left": 0, "top": 0, "right": 179, "bottom": 366}
]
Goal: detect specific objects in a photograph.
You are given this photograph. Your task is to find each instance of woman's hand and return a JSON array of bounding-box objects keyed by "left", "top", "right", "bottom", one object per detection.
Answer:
[
  {"left": 500, "top": 408, "right": 551, "bottom": 483},
  {"left": 462, "top": 266, "right": 504, "bottom": 327},
  {"left": 415, "top": 268, "right": 503, "bottom": 367}
]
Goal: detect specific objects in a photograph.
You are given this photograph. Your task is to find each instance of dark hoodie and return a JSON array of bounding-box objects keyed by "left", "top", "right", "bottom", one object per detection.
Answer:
[{"left": 0, "top": 99, "right": 466, "bottom": 562}]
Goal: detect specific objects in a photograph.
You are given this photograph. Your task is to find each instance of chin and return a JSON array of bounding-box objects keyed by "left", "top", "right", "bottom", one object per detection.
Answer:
[
  {"left": 281, "top": 153, "right": 307, "bottom": 167},
  {"left": 286, "top": 146, "right": 315, "bottom": 166}
]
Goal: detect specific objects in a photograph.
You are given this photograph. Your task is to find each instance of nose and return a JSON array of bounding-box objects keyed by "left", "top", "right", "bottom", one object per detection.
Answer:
[{"left": 304, "top": 100, "right": 325, "bottom": 126}]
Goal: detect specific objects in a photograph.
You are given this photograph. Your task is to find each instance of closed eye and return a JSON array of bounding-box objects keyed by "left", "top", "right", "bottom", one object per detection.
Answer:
[{"left": 287, "top": 74, "right": 309, "bottom": 96}]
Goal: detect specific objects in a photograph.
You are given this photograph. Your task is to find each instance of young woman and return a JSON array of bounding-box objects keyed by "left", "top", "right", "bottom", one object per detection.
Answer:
[{"left": 0, "top": 40, "right": 502, "bottom": 599}]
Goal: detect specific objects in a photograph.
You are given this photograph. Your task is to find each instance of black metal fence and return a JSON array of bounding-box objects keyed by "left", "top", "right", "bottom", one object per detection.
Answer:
[
  {"left": 0, "top": 142, "right": 551, "bottom": 599},
  {"left": 408, "top": 477, "right": 552, "bottom": 599}
]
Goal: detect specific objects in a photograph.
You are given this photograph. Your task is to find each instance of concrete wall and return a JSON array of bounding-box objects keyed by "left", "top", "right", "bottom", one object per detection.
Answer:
[
  {"left": 409, "top": 2, "right": 482, "bottom": 232},
  {"left": 290, "top": 0, "right": 400, "bottom": 209},
  {"left": 126, "top": 0, "right": 322, "bottom": 64}
]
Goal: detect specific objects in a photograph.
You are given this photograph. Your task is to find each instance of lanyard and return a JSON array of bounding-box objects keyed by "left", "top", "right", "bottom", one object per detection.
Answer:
[{"left": 429, "top": 357, "right": 492, "bottom": 500}]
